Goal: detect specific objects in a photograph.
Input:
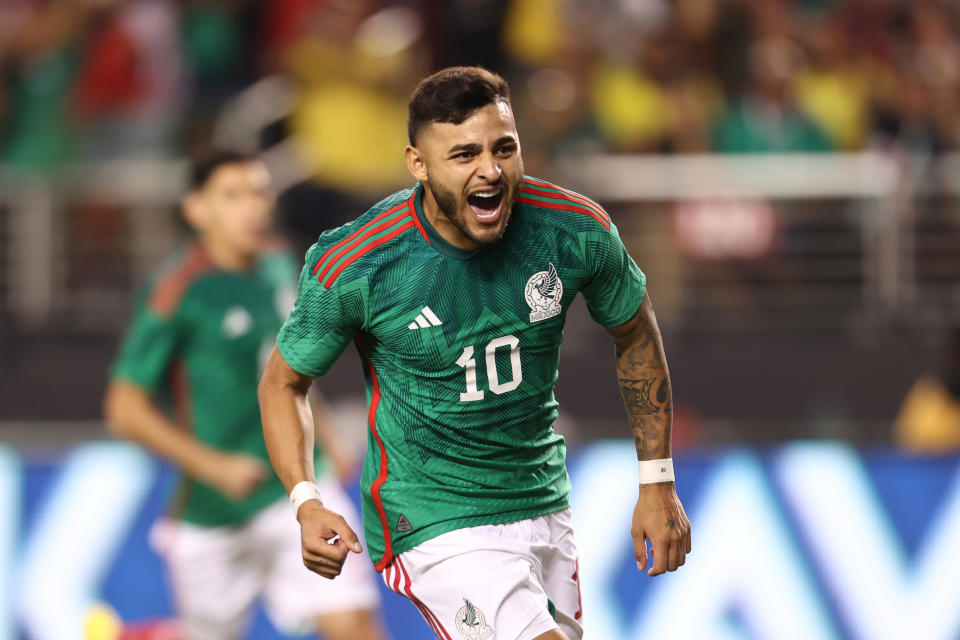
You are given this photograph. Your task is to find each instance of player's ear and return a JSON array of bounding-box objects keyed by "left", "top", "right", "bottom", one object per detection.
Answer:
[
  {"left": 181, "top": 192, "right": 206, "bottom": 231},
  {"left": 405, "top": 145, "right": 428, "bottom": 182}
]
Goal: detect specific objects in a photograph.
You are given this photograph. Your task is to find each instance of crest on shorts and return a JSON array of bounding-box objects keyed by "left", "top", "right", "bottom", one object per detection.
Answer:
[
  {"left": 455, "top": 598, "right": 493, "bottom": 640},
  {"left": 525, "top": 263, "right": 563, "bottom": 323}
]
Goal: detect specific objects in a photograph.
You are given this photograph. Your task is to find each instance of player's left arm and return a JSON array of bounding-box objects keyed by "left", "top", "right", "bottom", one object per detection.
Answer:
[{"left": 605, "top": 293, "right": 692, "bottom": 576}]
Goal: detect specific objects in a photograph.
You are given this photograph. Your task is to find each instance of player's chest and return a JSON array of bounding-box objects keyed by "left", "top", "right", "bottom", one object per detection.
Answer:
[
  {"left": 184, "top": 277, "right": 294, "bottom": 357},
  {"left": 367, "top": 247, "right": 587, "bottom": 361}
]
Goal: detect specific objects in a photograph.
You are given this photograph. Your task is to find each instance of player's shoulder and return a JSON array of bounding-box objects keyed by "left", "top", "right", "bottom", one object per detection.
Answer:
[
  {"left": 306, "top": 186, "right": 422, "bottom": 290},
  {"left": 516, "top": 175, "right": 612, "bottom": 233},
  {"left": 145, "top": 243, "right": 217, "bottom": 317}
]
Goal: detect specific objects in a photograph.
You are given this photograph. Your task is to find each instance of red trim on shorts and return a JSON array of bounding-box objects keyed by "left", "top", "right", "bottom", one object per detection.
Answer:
[
  {"left": 383, "top": 562, "right": 443, "bottom": 638},
  {"left": 572, "top": 558, "right": 583, "bottom": 620},
  {"left": 356, "top": 337, "right": 393, "bottom": 572},
  {"left": 398, "top": 556, "right": 452, "bottom": 640}
]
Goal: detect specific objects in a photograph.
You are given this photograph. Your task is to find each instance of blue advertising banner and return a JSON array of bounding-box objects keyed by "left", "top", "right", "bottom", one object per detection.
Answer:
[{"left": 3, "top": 441, "right": 960, "bottom": 640}]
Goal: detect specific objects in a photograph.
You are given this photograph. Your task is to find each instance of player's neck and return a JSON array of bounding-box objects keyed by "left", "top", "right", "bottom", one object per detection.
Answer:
[
  {"left": 420, "top": 186, "right": 478, "bottom": 251},
  {"left": 201, "top": 236, "right": 256, "bottom": 271}
]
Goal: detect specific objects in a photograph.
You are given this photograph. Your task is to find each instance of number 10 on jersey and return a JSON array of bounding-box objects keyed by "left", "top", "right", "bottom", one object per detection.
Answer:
[{"left": 455, "top": 335, "right": 522, "bottom": 401}]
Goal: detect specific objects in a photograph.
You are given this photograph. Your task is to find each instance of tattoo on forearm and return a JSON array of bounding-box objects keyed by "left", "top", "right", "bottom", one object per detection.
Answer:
[
  {"left": 656, "top": 378, "right": 672, "bottom": 413},
  {"left": 620, "top": 378, "right": 660, "bottom": 416},
  {"left": 615, "top": 307, "right": 673, "bottom": 461}
]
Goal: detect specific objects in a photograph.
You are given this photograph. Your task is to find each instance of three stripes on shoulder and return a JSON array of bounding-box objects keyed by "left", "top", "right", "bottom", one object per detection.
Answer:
[{"left": 408, "top": 306, "right": 443, "bottom": 330}]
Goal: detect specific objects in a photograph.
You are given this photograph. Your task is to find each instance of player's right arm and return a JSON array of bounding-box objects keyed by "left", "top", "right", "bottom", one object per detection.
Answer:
[
  {"left": 258, "top": 347, "right": 363, "bottom": 579},
  {"left": 104, "top": 285, "right": 265, "bottom": 500},
  {"left": 258, "top": 238, "right": 368, "bottom": 579}
]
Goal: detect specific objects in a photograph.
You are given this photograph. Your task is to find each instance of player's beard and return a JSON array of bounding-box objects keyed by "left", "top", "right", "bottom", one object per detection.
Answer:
[{"left": 426, "top": 178, "right": 516, "bottom": 248}]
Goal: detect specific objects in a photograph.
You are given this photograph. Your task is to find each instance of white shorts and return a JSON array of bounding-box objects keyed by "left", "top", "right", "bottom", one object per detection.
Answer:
[
  {"left": 381, "top": 509, "right": 583, "bottom": 640},
  {"left": 152, "top": 475, "right": 380, "bottom": 640}
]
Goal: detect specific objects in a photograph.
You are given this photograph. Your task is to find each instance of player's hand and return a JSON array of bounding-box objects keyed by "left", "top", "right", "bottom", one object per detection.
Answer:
[
  {"left": 203, "top": 452, "right": 267, "bottom": 500},
  {"left": 632, "top": 482, "right": 691, "bottom": 576},
  {"left": 297, "top": 500, "right": 363, "bottom": 579}
]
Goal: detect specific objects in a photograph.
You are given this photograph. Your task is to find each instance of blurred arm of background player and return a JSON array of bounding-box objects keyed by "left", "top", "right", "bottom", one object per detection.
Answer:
[
  {"left": 309, "top": 388, "right": 360, "bottom": 485},
  {"left": 259, "top": 347, "right": 363, "bottom": 580},
  {"left": 605, "top": 293, "right": 692, "bottom": 577},
  {"left": 104, "top": 380, "right": 267, "bottom": 500}
]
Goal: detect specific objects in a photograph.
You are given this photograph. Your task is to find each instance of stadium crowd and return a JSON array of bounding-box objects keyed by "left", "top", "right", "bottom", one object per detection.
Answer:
[{"left": 1, "top": 0, "right": 958, "bottom": 172}]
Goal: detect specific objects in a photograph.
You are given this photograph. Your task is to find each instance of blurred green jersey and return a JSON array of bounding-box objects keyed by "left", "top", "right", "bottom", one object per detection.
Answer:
[{"left": 112, "top": 241, "right": 323, "bottom": 526}]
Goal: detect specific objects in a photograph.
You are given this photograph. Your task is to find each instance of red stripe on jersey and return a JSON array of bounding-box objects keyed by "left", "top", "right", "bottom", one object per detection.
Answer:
[
  {"left": 398, "top": 556, "right": 452, "bottom": 640},
  {"left": 520, "top": 184, "right": 610, "bottom": 224},
  {"left": 357, "top": 337, "right": 393, "bottom": 572},
  {"left": 516, "top": 196, "right": 611, "bottom": 230},
  {"left": 323, "top": 220, "right": 415, "bottom": 289},
  {"left": 150, "top": 244, "right": 215, "bottom": 316},
  {"left": 315, "top": 207, "right": 410, "bottom": 282},
  {"left": 406, "top": 190, "right": 429, "bottom": 243},
  {"left": 524, "top": 177, "right": 611, "bottom": 222},
  {"left": 313, "top": 200, "right": 410, "bottom": 275}
]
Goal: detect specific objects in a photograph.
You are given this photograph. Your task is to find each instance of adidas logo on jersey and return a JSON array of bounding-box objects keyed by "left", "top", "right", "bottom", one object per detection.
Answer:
[
  {"left": 397, "top": 514, "right": 413, "bottom": 532},
  {"left": 407, "top": 306, "right": 443, "bottom": 330}
]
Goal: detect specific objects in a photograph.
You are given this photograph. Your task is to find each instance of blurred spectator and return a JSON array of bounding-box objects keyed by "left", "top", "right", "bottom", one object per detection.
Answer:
[
  {"left": 276, "top": 0, "right": 426, "bottom": 248},
  {"left": 712, "top": 36, "right": 832, "bottom": 153},
  {"left": 428, "top": 0, "right": 512, "bottom": 72},
  {"left": 74, "top": 0, "right": 184, "bottom": 158},
  {"left": 0, "top": 0, "right": 91, "bottom": 167},
  {"left": 179, "top": 0, "right": 260, "bottom": 144},
  {"left": 895, "top": 327, "right": 960, "bottom": 452},
  {"left": 794, "top": 13, "right": 872, "bottom": 151}
]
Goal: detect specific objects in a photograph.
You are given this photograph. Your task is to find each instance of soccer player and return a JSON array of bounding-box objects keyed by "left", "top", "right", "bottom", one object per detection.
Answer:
[
  {"left": 258, "top": 67, "right": 691, "bottom": 640},
  {"left": 104, "top": 151, "right": 387, "bottom": 640}
]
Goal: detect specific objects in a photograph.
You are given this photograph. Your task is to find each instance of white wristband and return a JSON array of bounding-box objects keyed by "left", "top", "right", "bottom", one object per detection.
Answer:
[
  {"left": 289, "top": 480, "right": 322, "bottom": 515},
  {"left": 638, "top": 458, "right": 675, "bottom": 484}
]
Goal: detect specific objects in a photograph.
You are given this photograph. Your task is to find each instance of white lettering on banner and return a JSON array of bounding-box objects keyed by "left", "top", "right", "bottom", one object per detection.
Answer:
[
  {"left": 569, "top": 441, "right": 643, "bottom": 639},
  {"left": 776, "top": 443, "right": 960, "bottom": 640},
  {"left": 570, "top": 445, "right": 835, "bottom": 640},
  {"left": 16, "top": 444, "right": 154, "bottom": 640},
  {"left": 633, "top": 452, "right": 836, "bottom": 640},
  {"left": 0, "top": 447, "right": 20, "bottom": 640}
]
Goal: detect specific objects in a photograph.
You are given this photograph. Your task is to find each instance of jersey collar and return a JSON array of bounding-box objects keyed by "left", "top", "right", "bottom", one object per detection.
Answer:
[{"left": 413, "top": 182, "right": 486, "bottom": 261}]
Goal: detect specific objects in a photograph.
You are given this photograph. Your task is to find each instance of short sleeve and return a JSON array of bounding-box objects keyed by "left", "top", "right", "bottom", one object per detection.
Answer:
[
  {"left": 580, "top": 222, "right": 647, "bottom": 327},
  {"left": 276, "top": 242, "right": 366, "bottom": 377},
  {"left": 111, "top": 289, "right": 182, "bottom": 390}
]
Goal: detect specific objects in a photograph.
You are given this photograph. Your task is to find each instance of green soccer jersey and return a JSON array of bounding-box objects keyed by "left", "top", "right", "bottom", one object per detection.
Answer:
[
  {"left": 277, "top": 176, "right": 646, "bottom": 571},
  {"left": 112, "top": 241, "right": 323, "bottom": 526}
]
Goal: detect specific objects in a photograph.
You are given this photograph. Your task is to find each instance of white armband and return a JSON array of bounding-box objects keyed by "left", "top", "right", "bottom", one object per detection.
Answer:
[
  {"left": 638, "top": 458, "right": 674, "bottom": 484},
  {"left": 289, "top": 480, "right": 322, "bottom": 515}
]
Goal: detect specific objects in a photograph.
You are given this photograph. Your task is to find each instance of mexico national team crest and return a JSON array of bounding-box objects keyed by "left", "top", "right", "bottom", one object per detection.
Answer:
[
  {"left": 525, "top": 262, "right": 563, "bottom": 323},
  {"left": 455, "top": 598, "right": 493, "bottom": 639}
]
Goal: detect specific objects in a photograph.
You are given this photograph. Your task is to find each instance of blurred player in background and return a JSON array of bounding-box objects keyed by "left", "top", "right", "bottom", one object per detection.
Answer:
[
  {"left": 259, "top": 67, "right": 691, "bottom": 640},
  {"left": 104, "top": 151, "right": 387, "bottom": 640}
]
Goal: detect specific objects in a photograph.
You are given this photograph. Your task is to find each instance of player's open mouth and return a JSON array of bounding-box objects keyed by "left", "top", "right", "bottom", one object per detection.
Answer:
[{"left": 467, "top": 188, "right": 504, "bottom": 224}]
